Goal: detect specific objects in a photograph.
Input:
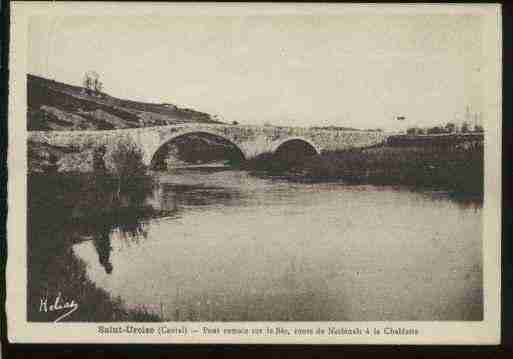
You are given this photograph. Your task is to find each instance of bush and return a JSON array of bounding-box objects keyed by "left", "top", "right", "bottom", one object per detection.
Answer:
[
  {"left": 110, "top": 138, "right": 147, "bottom": 178},
  {"left": 242, "top": 144, "right": 483, "bottom": 196},
  {"left": 105, "top": 138, "right": 153, "bottom": 197},
  {"left": 427, "top": 126, "right": 445, "bottom": 134}
]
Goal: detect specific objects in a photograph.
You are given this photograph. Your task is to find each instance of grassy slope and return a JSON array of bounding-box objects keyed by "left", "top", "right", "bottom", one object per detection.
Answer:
[{"left": 27, "top": 74, "right": 223, "bottom": 131}]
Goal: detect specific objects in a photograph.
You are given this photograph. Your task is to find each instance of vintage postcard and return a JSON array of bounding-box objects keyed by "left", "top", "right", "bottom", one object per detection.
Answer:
[{"left": 7, "top": 2, "right": 501, "bottom": 344}]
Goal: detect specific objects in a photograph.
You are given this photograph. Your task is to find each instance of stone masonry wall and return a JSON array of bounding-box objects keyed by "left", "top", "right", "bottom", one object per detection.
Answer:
[{"left": 28, "top": 124, "right": 391, "bottom": 168}]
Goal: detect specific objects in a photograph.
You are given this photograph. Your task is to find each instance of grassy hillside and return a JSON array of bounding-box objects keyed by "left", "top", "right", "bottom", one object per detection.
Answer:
[{"left": 27, "top": 74, "right": 223, "bottom": 131}]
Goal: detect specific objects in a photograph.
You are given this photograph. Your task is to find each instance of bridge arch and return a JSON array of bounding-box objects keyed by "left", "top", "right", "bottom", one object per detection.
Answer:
[
  {"left": 271, "top": 137, "right": 321, "bottom": 155},
  {"left": 149, "top": 130, "right": 246, "bottom": 169},
  {"left": 270, "top": 137, "right": 321, "bottom": 165}
]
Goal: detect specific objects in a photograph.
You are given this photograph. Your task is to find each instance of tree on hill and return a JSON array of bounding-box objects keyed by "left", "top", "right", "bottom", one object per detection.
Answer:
[
  {"left": 83, "top": 71, "right": 104, "bottom": 96},
  {"left": 445, "top": 122, "right": 456, "bottom": 133},
  {"left": 406, "top": 127, "right": 419, "bottom": 135},
  {"left": 427, "top": 126, "right": 445, "bottom": 134}
]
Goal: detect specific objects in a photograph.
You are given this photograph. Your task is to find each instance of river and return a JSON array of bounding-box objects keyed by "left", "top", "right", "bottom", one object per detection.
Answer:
[{"left": 28, "top": 167, "right": 483, "bottom": 321}]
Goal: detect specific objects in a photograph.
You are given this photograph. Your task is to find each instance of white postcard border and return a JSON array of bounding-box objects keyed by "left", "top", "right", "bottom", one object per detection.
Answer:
[{"left": 7, "top": 2, "right": 502, "bottom": 344}]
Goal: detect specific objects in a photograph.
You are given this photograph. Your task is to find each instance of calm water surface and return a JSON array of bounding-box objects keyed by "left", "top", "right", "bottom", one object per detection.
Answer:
[{"left": 71, "top": 168, "right": 483, "bottom": 321}]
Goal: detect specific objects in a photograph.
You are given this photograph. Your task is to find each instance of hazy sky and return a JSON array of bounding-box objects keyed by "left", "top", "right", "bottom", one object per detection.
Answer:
[{"left": 29, "top": 14, "right": 485, "bottom": 130}]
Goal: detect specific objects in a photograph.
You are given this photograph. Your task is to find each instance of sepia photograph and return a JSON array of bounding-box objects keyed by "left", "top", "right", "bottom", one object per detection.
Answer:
[{"left": 7, "top": 2, "right": 501, "bottom": 344}]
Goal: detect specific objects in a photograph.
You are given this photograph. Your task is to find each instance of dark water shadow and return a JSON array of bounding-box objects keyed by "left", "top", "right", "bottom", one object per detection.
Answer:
[
  {"left": 27, "top": 169, "right": 248, "bottom": 322},
  {"left": 160, "top": 183, "right": 244, "bottom": 208},
  {"left": 27, "top": 173, "right": 171, "bottom": 321}
]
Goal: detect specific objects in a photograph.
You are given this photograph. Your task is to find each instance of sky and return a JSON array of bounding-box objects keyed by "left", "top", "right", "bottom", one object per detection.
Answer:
[{"left": 28, "top": 14, "right": 485, "bottom": 130}]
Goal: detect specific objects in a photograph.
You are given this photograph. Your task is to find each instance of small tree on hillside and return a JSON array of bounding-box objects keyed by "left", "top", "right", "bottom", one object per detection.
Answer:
[
  {"left": 406, "top": 127, "right": 418, "bottom": 135},
  {"left": 461, "top": 121, "right": 470, "bottom": 133},
  {"left": 445, "top": 122, "right": 456, "bottom": 133},
  {"left": 427, "top": 126, "right": 444, "bottom": 134},
  {"left": 83, "top": 71, "right": 104, "bottom": 96}
]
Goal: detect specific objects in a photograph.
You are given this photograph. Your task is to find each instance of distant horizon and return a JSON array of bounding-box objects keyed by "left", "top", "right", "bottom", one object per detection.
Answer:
[{"left": 29, "top": 14, "right": 486, "bottom": 131}]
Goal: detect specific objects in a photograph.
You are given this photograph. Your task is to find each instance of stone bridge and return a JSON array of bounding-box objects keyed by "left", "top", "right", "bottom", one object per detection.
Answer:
[{"left": 28, "top": 123, "right": 390, "bottom": 167}]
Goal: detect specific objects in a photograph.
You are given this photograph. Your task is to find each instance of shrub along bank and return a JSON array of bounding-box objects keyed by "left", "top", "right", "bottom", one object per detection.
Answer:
[{"left": 242, "top": 143, "right": 483, "bottom": 197}]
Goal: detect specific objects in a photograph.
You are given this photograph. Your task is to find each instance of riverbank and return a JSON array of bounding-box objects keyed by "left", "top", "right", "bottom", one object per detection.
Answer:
[
  {"left": 27, "top": 173, "right": 164, "bottom": 322},
  {"left": 241, "top": 143, "right": 483, "bottom": 198}
]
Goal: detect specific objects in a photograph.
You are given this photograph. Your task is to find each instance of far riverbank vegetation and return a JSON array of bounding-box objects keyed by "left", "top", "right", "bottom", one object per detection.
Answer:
[{"left": 241, "top": 134, "right": 483, "bottom": 199}]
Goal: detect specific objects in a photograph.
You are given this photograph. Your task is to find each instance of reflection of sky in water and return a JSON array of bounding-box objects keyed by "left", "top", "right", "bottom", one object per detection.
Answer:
[{"left": 73, "top": 169, "right": 482, "bottom": 321}]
